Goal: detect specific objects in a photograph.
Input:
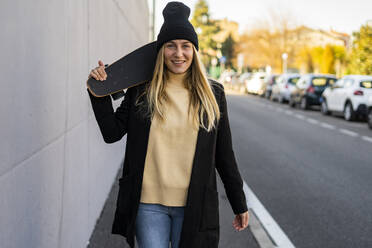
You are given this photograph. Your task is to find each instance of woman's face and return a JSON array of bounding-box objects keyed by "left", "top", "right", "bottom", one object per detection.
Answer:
[{"left": 164, "top": 39, "right": 193, "bottom": 74}]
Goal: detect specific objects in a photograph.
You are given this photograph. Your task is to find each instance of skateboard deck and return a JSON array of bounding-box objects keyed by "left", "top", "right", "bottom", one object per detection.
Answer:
[{"left": 86, "top": 41, "right": 157, "bottom": 98}]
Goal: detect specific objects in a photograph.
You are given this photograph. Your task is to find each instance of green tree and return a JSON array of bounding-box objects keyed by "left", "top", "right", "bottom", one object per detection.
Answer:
[
  {"left": 347, "top": 24, "right": 372, "bottom": 75},
  {"left": 191, "top": 0, "right": 220, "bottom": 68},
  {"left": 221, "top": 33, "right": 236, "bottom": 69}
]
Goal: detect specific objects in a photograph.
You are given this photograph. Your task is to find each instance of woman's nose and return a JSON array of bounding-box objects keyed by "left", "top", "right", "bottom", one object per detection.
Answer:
[{"left": 175, "top": 47, "right": 183, "bottom": 57}]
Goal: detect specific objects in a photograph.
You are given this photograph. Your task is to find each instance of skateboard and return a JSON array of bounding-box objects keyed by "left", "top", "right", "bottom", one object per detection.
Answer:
[{"left": 86, "top": 41, "right": 157, "bottom": 100}]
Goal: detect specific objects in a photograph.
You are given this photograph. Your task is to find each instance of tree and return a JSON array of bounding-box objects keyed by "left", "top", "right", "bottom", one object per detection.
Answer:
[
  {"left": 221, "top": 33, "right": 236, "bottom": 69},
  {"left": 347, "top": 24, "right": 372, "bottom": 75},
  {"left": 191, "top": 0, "right": 220, "bottom": 67},
  {"left": 321, "top": 45, "right": 335, "bottom": 74}
]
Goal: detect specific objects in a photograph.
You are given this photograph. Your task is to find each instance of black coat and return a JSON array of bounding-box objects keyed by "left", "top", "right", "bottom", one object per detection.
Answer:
[{"left": 87, "top": 79, "right": 248, "bottom": 248}]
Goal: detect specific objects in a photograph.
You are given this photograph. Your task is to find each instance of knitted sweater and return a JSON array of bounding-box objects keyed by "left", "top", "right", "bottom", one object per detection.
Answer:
[{"left": 139, "top": 82, "right": 199, "bottom": 206}]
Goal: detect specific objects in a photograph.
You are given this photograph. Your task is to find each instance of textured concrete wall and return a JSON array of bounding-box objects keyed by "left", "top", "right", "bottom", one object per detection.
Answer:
[{"left": 0, "top": 0, "right": 149, "bottom": 247}]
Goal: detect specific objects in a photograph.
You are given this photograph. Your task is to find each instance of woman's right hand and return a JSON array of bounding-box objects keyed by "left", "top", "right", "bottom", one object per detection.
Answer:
[{"left": 89, "top": 60, "right": 107, "bottom": 81}]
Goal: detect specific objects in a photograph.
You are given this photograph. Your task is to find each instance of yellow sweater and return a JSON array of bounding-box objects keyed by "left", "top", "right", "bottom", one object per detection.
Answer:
[{"left": 140, "top": 82, "right": 199, "bottom": 206}]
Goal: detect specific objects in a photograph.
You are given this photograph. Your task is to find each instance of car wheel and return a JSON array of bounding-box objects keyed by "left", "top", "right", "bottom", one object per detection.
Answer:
[
  {"left": 289, "top": 97, "right": 296, "bottom": 108},
  {"left": 368, "top": 108, "right": 372, "bottom": 130},
  {"left": 321, "top": 100, "right": 330, "bottom": 115},
  {"left": 279, "top": 95, "right": 284, "bottom": 104},
  {"left": 300, "top": 97, "right": 308, "bottom": 110},
  {"left": 344, "top": 102, "right": 356, "bottom": 121}
]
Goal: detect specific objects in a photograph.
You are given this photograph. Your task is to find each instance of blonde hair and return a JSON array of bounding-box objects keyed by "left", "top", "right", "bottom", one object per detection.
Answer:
[{"left": 136, "top": 44, "right": 220, "bottom": 132}]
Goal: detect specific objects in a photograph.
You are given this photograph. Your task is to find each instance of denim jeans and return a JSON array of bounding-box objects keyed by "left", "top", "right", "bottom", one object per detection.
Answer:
[{"left": 135, "top": 202, "right": 185, "bottom": 248}]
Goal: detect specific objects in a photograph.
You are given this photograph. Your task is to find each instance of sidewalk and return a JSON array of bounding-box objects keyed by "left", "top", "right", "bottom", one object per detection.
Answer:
[{"left": 87, "top": 165, "right": 130, "bottom": 248}]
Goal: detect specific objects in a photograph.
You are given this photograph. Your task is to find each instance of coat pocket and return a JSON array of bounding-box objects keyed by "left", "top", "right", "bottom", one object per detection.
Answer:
[
  {"left": 116, "top": 174, "right": 133, "bottom": 214},
  {"left": 199, "top": 185, "right": 220, "bottom": 231}
]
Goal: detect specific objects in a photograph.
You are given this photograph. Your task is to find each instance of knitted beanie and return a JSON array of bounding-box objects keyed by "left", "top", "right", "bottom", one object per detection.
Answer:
[{"left": 156, "top": 1, "right": 199, "bottom": 52}]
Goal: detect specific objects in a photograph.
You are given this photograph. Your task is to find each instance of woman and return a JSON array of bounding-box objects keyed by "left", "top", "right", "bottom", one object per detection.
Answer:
[{"left": 87, "top": 2, "right": 249, "bottom": 248}]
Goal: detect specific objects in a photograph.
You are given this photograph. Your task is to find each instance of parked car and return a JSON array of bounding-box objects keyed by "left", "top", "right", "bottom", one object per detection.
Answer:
[
  {"left": 271, "top": 73, "right": 300, "bottom": 103},
  {"left": 238, "top": 72, "right": 252, "bottom": 93},
  {"left": 219, "top": 70, "right": 236, "bottom": 85},
  {"left": 289, "top": 74, "right": 337, "bottom": 110},
  {"left": 263, "top": 74, "right": 279, "bottom": 99},
  {"left": 367, "top": 95, "right": 372, "bottom": 129},
  {"left": 239, "top": 72, "right": 252, "bottom": 84},
  {"left": 321, "top": 75, "right": 372, "bottom": 121},
  {"left": 246, "top": 72, "right": 266, "bottom": 95}
]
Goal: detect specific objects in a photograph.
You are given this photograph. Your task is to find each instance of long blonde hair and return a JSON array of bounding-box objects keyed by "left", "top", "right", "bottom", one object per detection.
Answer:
[{"left": 136, "top": 44, "right": 220, "bottom": 132}]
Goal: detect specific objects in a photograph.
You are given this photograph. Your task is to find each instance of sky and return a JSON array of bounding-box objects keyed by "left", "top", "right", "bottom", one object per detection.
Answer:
[{"left": 147, "top": 0, "right": 372, "bottom": 36}]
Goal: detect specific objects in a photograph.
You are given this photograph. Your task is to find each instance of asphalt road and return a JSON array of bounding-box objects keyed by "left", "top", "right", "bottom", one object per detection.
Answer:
[{"left": 226, "top": 92, "right": 372, "bottom": 248}]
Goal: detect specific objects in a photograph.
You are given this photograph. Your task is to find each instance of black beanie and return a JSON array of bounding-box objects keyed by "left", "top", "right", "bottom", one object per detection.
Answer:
[{"left": 156, "top": 1, "right": 199, "bottom": 52}]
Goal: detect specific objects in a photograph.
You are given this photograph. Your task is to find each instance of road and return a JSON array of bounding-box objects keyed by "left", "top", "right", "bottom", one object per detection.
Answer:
[{"left": 225, "top": 92, "right": 372, "bottom": 248}]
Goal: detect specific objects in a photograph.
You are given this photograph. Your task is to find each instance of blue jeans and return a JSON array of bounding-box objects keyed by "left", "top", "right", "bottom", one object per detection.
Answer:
[{"left": 135, "top": 202, "right": 185, "bottom": 248}]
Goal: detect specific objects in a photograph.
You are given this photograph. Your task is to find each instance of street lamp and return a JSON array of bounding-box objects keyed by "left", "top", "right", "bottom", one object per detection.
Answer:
[{"left": 282, "top": 53, "right": 288, "bottom": 73}]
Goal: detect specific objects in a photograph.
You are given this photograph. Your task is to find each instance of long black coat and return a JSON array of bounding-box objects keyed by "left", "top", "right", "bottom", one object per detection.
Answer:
[{"left": 87, "top": 79, "right": 248, "bottom": 248}]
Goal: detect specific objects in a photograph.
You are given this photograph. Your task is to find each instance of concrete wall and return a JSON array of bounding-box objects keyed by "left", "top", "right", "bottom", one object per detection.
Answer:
[{"left": 0, "top": 0, "right": 149, "bottom": 247}]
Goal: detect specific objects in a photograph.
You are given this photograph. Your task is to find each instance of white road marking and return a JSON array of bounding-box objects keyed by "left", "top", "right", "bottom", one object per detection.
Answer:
[
  {"left": 362, "top": 136, "right": 372, "bottom": 143},
  {"left": 320, "top": 122, "right": 336, "bottom": 130},
  {"left": 247, "top": 96, "right": 368, "bottom": 144},
  {"left": 243, "top": 181, "right": 296, "bottom": 248},
  {"left": 294, "top": 114, "right": 305, "bottom": 120},
  {"left": 284, "top": 110, "right": 293, "bottom": 115},
  {"left": 338, "top": 128, "right": 359, "bottom": 137},
  {"left": 306, "top": 118, "right": 319, "bottom": 125}
]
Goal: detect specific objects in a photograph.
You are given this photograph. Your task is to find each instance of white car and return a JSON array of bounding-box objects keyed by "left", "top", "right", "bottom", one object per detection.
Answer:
[
  {"left": 246, "top": 72, "right": 266, "bottom": 95},
  {"left": 367, "top": 95, "right": 372, "bottom": 129},
  {"left": 321, "top": 75, "right": 372, "bottom": 121}
]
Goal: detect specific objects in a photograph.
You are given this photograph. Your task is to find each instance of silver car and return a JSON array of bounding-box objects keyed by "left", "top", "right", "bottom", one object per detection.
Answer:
[{"left": 271, "top": 73, "right": 301, "bottom": 103}]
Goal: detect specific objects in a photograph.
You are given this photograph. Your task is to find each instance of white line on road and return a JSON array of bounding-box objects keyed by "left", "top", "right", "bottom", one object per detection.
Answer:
[
  {"left": 276, "top": 108, "right": 284, "bottom": 112},
  {"left": 306, "top": 118, "right": 319, "bottom": 125},
  {"left": 338, "top": 128, "right": 359, "bottom": 137},
  {"left": 294, "top": 114, "right": 305, "bottom": 120},
  {"left": 284, "top": 110, "right": 293, "bottom": 115},
  {"left": 320, "top": 122, "right": 336, "bottom": 130},
  {"left": 362, "top": 136, "right": 372, "bottom": 143},
  {"left": 243, "top": 181, "right": 296, "bottom": 248}
]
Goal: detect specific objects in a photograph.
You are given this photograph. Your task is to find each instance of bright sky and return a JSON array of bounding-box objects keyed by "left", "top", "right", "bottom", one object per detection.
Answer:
[{"left": 148, "top": 0, "right": 372, "bottom": 36}]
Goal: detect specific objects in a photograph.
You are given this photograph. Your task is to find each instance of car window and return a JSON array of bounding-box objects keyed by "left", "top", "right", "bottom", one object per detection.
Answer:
[
  {"left": 312, "top": 78, "right": 328, "bottom": 86},
  {"left": 328, "top": 78, "right": 336, "bottom": 85},
  {"left": 334, "top": 79, "right": 344, "bottom": 87},
  {"left": 272, "top": 76, "right": 279, "bottom": 84},
  {"left": 344, "top": 79, "right": 354, "bottom": 88},
  {"left": 360, "top": 81, "right": 372, "bottom": 88},
  {"left": 296, "top": 78, "right": 307, "bottom": 88},
  {"left": 288, "top": 77, "right": 300, "bottom": 85}
]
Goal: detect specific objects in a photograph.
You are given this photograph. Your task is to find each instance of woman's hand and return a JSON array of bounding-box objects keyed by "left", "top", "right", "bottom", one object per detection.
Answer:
[
  {"left": 89, "top": 60, "right": 107, "bottom": 81},
  {"left": 232, "top": 210, "right": 249, "bottom": 231}
]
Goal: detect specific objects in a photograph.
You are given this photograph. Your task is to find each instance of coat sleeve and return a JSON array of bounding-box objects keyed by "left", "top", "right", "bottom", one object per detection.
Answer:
[
  {"left": 215, "top": 84, "right": 248, "bottom": 215},
  {"left": 87, "top": 87, "right": 132, "bottom": 143}
]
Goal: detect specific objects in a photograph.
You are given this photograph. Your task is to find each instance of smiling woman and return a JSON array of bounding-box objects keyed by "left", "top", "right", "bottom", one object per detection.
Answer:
[
  {"left": 164, "top": 40, "right": 194, "bottom": 74},
  {"left": 87, "top": 2, "right": 249, "bottom": 248}
]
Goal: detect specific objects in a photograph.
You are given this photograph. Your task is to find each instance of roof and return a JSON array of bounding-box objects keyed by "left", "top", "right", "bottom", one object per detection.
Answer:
[{"left": 342, "top": 75, "right": 372, "bottom": 81}]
